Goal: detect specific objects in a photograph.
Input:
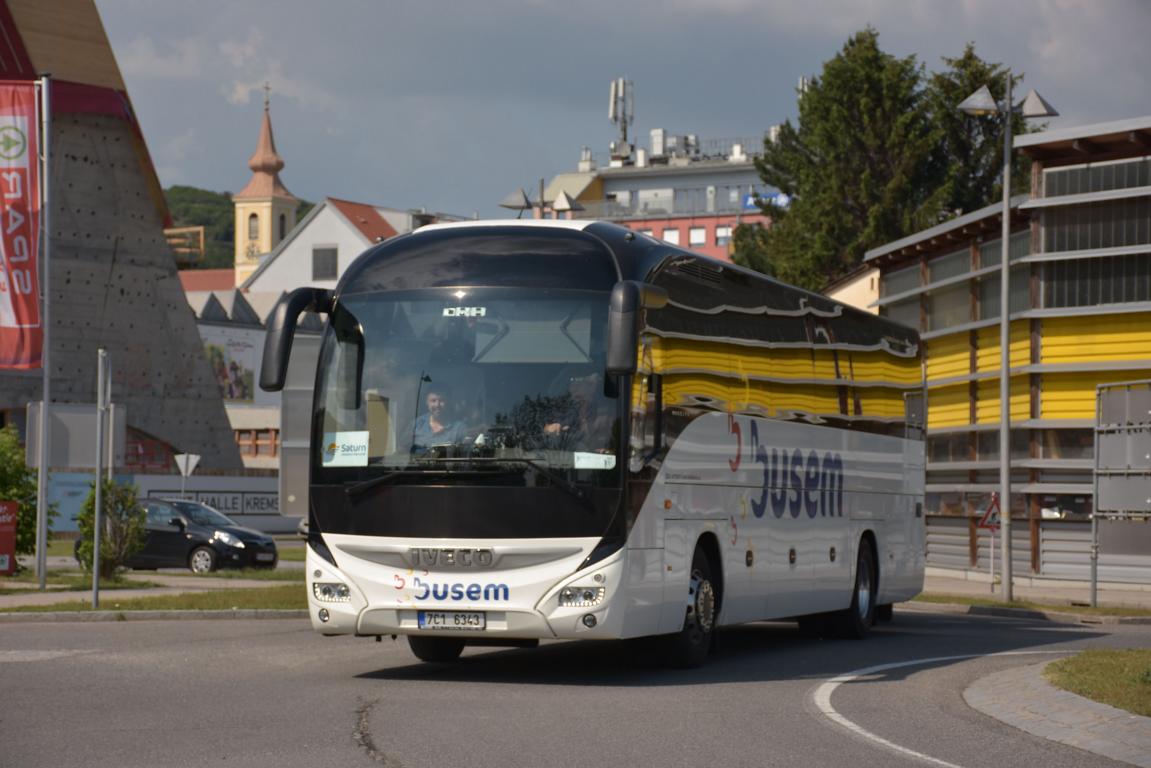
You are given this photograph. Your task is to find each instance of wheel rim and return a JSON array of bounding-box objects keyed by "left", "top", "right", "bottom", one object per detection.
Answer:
[
  {"left": 856, "top": 559, "right": 872, "bottom": 621},
  {"left": 191, "top": 550, "right": 212, "bottom": 574},
  {"left": 686, "top": 569, "right": 716, "bottom": 640}
]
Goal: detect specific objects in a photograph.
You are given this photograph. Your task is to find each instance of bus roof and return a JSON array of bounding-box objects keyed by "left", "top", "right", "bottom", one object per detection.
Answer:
[{"left": 412, "top": 219, "right": 597, "bottom": 236}]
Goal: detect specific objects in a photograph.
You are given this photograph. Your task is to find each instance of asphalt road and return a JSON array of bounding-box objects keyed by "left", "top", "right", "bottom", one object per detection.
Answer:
[{"left": 2, "top": 611, "right": 1145, "bottom": 768}]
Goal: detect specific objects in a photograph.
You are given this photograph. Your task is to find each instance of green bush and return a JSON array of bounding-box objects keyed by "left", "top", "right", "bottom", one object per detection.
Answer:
[
  {"left": 0, "top": 424, "right": 57, "bottom": 560},
  {"left": 75, "top": 480, "right": 146, "bottom": 580}
]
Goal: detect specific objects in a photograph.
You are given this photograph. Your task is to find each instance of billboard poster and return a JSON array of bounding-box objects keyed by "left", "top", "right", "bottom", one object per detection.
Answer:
[
  {"left": 200, "top": 325, "right": 258, "bottom": 403},
  {"left": 0, "top": 82, "right": 41, "bottom": 369}
]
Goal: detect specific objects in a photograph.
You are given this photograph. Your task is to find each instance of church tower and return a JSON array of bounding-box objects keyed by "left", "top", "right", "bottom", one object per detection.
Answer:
[{"left": 233, "top": 88, "right": 297, "bottom": 286}]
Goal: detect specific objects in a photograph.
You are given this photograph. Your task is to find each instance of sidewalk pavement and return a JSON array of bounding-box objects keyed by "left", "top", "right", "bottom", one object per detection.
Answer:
[{"left": 3, "top": 563, "right": 1150, "bottom": 766}]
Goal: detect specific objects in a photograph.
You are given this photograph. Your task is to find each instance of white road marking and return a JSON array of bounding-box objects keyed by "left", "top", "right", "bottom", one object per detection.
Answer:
[
  {"left": 0, "top": 649, "right": 90, "bottom": 663},
  {"left": 811, "top": 651, "right": 1067, "bottom": 768}
]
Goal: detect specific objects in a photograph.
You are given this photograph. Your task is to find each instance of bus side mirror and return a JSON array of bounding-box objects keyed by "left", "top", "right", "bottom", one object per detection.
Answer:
[
  {"left": 606, "top": 281, "right": 667, "bottom": 374},
  {"left": 260, "top": 287, "right": 335, "bottom": 392}
]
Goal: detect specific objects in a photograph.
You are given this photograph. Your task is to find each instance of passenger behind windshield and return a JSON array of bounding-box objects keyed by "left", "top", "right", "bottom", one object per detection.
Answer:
[
  {"left": 543, "top": 369, "right": 614, "bottom": 451},
  {"left": 411, "top": 385, "right": 466, "bottom": 454}
]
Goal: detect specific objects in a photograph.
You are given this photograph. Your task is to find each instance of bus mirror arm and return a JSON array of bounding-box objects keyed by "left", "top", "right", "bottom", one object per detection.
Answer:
[
  {"left": 606, "top": 281, "right": 667, "bottom": 374},
  {"left": 260, "top": 287, "right": 335, "bottom": 392}
]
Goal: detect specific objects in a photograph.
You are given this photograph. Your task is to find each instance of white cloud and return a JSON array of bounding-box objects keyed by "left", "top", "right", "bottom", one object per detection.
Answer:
[{"left": 117, "top": 36, "right": 205, "bottom": 79}]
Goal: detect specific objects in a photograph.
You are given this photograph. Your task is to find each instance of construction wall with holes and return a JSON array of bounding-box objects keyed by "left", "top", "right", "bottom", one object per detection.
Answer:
[{"left": 0, "top": 0, "right": 242, "bottom": 469}]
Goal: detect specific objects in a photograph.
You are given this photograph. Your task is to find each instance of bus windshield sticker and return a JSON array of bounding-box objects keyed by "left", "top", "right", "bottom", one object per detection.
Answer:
[
  {"left": 321, "top": 431, "right": 370, "bottom": 467},
  {"left": 573, "top": 452, "right": 616, "bottom": 470}
]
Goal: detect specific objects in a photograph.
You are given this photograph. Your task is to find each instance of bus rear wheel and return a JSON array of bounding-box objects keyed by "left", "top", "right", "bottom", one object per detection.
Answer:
[
  {"left": 832, "top": 541, "right": 876, "bottom": 639},
  {"left": 661, "top": 545, "right": 717, "bottom": 668},
  {"left": 408, "top": 636, "right": 465, "bottom": 663}
]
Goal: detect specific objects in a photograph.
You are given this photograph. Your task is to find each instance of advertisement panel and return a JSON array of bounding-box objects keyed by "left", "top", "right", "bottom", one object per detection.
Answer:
[
  {"left": 0, "top": 81, "right": 42, "bottom": 369},
  {"left": 200, "top": 324, "right": 260, "bottom": 403}
]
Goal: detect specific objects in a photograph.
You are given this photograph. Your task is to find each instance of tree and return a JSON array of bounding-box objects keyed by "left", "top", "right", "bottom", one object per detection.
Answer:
[
  {"left": 75, "top": 480, "right": 146, "bottom": 580},
  {"left": 733, "top": 32, "right": 1033, "bottom": 290},
  {"left": 0, "top": 424, "right": 55, "bottom": 559},
  {"left": 734, "top": 28, "right": 941, "bottom": 291},
  {"left": 924, "top": 43, "right": 1039, "bottom": 217}
]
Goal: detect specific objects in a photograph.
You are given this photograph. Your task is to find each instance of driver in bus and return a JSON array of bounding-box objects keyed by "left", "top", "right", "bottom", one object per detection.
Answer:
[
  {"left": 412, "top": 385, "right": 466, "bottom": 453},
  {"left": 544, "top": 369, "right": 615, "bottom": 451}
]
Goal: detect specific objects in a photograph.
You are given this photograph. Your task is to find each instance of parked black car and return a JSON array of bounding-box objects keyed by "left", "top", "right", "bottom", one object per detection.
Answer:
[{"left": 75, "top": 498, "right": 278, "bottom": 574}]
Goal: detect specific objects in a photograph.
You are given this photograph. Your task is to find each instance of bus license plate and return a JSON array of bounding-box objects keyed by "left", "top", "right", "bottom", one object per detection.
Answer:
[{"left": 418, "top": 611, "right": 486, "bottom": 631}]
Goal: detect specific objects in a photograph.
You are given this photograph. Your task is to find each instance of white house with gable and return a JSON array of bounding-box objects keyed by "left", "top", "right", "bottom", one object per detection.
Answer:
[{"left": 241, "top": 198, "right": 463, "bottom": 293}]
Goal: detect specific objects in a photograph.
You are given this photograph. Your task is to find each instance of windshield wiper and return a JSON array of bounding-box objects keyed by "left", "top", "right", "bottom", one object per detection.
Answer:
[
  {"left": 345, "top": 469, "right": 452, "bottom": 500},
  {"left": 422, "top": 456, "right": 593, "bottom": 507}
]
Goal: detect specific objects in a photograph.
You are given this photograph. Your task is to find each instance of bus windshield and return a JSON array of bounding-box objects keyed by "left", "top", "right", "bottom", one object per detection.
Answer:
[{"left": 313, "top": 287, "right": 620, "bottom": 481}]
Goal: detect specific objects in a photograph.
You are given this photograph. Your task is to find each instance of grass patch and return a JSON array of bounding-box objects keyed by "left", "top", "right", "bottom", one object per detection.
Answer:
[
  {"left": 202, "top": 568, "right": 304, "bottom": 582},
  {"left": 913, "top": 593, "right": 1151, "bottom": 618},
  {"left": 0, "top": 571, "right": 159, "bottom": 593},
  {"left": 0, "top": 584, "right": 307, "bottom": 613},
  {"left": 1045, "top": 649, "right": 1151, "bottom": 717},
  {"left": 48, "top": 539, "right": 76, "bottom": 558},
  {"left": 277, "top": 547, "right": 305, "bottom": 563}
]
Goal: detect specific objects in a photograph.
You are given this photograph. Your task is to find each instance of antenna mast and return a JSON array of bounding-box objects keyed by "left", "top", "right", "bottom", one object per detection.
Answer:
[{"left": 608, "top": 77, "right": 634, "bottom": 163}]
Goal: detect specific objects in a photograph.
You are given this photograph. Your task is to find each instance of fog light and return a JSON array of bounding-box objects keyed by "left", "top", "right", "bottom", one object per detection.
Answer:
[
  {"left": 559, "top": 585, "right": 605, "bottom": 608},
  {"left": 313, "top": 582, "right": 351, "bottom": 603},
  {"left": 581, "top": 614, "right": 597, "bottom": 628},
  {"left": 318, "top": 608, "right": 330, "bottom": 623}
]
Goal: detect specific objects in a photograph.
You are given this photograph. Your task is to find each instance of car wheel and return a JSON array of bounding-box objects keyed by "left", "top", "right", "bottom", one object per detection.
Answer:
[
  {"left": 189, "top": 546, "right": 217, "bottom": 575},
  {"left": 660, "top": 544, "right": 718, "bottom": 668},
  {"left": 407, "top": 636, "right": 465, "bottom": 663},
  {"left": 831, "top": 541, "right": 877, "bottom": 639}
]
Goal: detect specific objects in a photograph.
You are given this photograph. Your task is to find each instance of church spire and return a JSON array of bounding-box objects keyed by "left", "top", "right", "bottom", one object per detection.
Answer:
[{"left": 234, "top": 85, "right": 295, "bottom": 200}]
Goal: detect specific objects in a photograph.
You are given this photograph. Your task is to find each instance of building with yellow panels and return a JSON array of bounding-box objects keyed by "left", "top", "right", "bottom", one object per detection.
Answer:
[{"left": 862, "top": 115, "right": 1151, "bottom": 576}]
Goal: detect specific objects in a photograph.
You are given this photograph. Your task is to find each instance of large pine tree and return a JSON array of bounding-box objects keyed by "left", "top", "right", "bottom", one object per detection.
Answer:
[{"left": 734, "top": 32, "right": 1034, "bottom": 291}]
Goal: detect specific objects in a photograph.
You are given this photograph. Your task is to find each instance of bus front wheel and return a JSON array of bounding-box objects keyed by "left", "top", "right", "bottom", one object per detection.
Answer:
[
  {"left": 407, "top": 635, "right": 465, "bottom": 663},
  {"left": 661, "top": 545, "right": 718, "bottom": 668}
]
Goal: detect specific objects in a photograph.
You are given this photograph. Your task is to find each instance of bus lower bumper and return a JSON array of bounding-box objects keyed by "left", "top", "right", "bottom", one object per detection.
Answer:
[{"left": 353, "top": 605, "right": 622, "bottom": 640}]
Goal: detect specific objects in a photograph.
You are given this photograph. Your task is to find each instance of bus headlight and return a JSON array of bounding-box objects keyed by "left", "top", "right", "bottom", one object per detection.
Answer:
[
  {"left": 312, "top": 582, "right": 351, "bottom": 603},
  {"left": 559, "top": 586, "right": 604, "bottom": 608}
]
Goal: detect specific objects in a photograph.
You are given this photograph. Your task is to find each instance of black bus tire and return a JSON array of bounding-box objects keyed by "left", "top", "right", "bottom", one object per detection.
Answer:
[
  {"left": 833, "top": 542, "right": 876, "bottom": 639},
  {"left": 408, "top": 636, "right": 465, "bottom": 663}
]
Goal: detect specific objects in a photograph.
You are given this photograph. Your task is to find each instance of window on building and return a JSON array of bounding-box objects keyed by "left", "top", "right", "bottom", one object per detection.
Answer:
[
  {"left": 636, "top": 229, "right": 653, "bottom": 238},
  {"left": 882, "top": 298, "right": 920, "bottom": 329},
  {"left": 662, "top": 228, "right": 680, "bottom": 245},
  {"left": 715, "top": 226, "right": 732, "bottom": 246},
  {"left": 688, "top": 227, "right": 707, "bottom": 247},
  {"left": 236, "top": 429, "right": 280, "bottom": 457},
  {"left": 977, "top": 265, "right": 1031, "bottom": 318},
  {"left": 882, "top": 263, "right": 921, "bottom": 297},
  {"left": 1044, "top": 253, "right": 1151, "bottom": 308},
  {"left": 928, "top": 247, "right": 970, "bottom": 283},
  {"left": 278, "top": 213, "right": 286, "bottom": 241},
  {"left": 1045, "top": 157, "right": 1151, "bottom": 198},
  {"left": 926, "top": 283, "right": 970, "bottom": 330},
  {"left": 1040, "top": 429, "right": 1093, "bottom": 460},
  {"left": 928, "top": 433, "right": 971, "bottom": 462},
  {"left": 1044, "top": 197, "right": 1151, "bottom": 253},
  {"left": 248, "top": 213, "right": 259, "bottom": 241},
  {"left": 313, "top": 247, "right": 338, "bottom": 280}
]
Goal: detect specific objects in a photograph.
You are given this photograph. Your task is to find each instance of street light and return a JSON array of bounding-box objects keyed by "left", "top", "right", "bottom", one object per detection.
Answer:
[{"left": 958, "top": 75, "right": 1057, "bottom": 602}]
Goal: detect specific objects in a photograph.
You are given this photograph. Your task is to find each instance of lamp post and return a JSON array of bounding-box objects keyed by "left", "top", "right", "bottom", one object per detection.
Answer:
[{"left": 958, "top": 75, "right": 1057, "bottom": 602}]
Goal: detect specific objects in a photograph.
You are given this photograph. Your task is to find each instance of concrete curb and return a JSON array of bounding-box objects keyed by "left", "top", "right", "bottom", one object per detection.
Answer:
[
  {"left": 0, "top": 609, "right": 309, "bottom": 623},
  {"left": 900, "top": 600, "right": 1151, "bottom": 625}
]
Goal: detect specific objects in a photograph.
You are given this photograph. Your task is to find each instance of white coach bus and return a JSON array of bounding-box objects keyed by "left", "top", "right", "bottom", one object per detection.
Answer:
[{"left": 261, "top": 220, "right": 925, "bottom": 667}]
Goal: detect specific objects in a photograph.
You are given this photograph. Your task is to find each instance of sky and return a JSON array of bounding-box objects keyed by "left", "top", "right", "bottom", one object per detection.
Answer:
[{"left": 95, "top": 0, "right": 1151, "bottom": 219}]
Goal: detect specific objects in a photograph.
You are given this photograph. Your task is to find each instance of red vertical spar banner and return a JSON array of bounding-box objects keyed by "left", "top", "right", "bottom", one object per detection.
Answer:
[{"left": 0, "top": 81, "right": 41, "bottom": 369}]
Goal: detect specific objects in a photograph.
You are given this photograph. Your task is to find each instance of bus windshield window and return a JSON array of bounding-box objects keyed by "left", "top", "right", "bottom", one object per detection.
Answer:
[{"left": 314, "top": 288, "right": 619, "bottom": 474}]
